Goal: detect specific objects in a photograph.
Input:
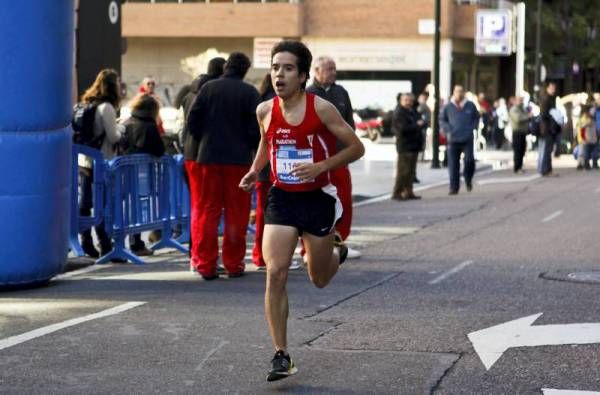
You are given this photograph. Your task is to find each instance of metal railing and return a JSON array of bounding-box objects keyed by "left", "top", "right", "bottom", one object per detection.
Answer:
[
  {"left": 98, "top": 154, "right": 188, "bottom": 264},
  {"left": 69, "top": 145, "right": 105, "bottom": 257}
]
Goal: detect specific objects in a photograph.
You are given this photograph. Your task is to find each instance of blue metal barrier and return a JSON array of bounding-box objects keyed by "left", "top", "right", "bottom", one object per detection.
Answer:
[
  {"left": 172, "top": 155, "right": 190, "bottom": 244},
  {"left": 69, "top": 144, "right": 105, "bottom": 257},
  {"left": 247, "top": 189, "right": 257, "bottom": 235},
  {"left": 69, "top": 150, "right": 260, "bottom": 265},
  {"left": 97, "top": 154, "right": 187, "bottom": 265}
]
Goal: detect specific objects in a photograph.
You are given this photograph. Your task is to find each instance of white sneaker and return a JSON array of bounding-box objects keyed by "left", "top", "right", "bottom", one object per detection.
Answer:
[
  {"left": 289, "top": 260, "right": 301, "bottom": 270},
  {"left": 346, "top": 247, "right": 361, "bottom": 259}
]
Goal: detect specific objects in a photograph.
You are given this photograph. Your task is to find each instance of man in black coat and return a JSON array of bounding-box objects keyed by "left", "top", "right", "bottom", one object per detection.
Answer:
[
  {"left": 180, "top": 57, "right": 225, "bottom": 162},
  {"left": 538, "top": 82, "right": 561, "bottom": 176},
  {"left": 185, "top": 52, "right": 260, "bottom": 280},
  {"left": 392, "top": 93, "right": 424, "bottom": 200}
]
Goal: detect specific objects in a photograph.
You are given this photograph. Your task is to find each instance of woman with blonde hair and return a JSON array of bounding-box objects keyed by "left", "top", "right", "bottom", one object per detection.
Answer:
[{"left": 79, "top": 68, "right": 124, "bottom": 259}]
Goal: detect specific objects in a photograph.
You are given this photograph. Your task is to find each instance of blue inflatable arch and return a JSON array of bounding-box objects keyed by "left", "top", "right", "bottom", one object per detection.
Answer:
[{"left": 0, "top": 0, "right": 74, "bottom": 286}]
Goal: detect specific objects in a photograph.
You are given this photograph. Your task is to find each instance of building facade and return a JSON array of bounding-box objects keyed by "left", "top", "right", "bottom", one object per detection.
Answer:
[{"left": 122, "top": 0, "right": 507, "bottom": 108}]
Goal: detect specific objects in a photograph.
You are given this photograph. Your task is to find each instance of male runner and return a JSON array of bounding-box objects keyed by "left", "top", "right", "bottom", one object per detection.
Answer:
[{"left": 239, "top": 40, "right": 364, "bottom": 382}]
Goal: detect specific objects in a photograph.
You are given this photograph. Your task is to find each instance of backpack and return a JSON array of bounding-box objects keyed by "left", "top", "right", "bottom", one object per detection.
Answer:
[
  {"left": 72, "top": 102, "right": 104, "bottom": 148},
  {"left": 528, "top": 115, "right": 541, "bottom": 136}
]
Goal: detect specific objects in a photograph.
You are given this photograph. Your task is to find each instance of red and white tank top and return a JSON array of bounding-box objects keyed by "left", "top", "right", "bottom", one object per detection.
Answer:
[{"left": 266, "top": 93, "right": 337, "bottom": 192}]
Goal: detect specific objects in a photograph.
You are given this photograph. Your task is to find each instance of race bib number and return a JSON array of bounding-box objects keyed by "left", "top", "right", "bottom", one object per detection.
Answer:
[{"left": 276, "top": 147, "right": 313, "bottom": 184}]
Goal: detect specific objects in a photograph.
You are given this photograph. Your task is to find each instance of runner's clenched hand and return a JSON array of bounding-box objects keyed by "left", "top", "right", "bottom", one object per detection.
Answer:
[
  {"left": 290, "top": 162, "right": 326, "bottom": 182},
  {"left": 239, "top": 170, "right": 258, "bottom": 192}
]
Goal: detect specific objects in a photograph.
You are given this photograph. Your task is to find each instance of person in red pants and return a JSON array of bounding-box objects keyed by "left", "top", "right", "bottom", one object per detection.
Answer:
[
  {"left": 180, "top": 57, "right": 225, "bottom": 259},
  {"left": 251, "top": 75, "right": 276, "bottom": 269},
  {"left": 307, "top": 56, "right": 360, "bottom": 258},
  {"left": 185, "top": 52, "right": 260, "bottom": 280}
]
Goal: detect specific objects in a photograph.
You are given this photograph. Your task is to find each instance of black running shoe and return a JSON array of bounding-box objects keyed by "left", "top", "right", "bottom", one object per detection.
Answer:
[
  {"left": 334, "top": 234, "right": 348, "bottom": 265},
  {"left": 267, "top": 350, "right": 297, "bottom": 382}
]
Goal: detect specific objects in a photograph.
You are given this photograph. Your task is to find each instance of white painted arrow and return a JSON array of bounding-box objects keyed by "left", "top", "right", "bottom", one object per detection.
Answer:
[
  {"left": 468, "top": 313, "right": 600, "bottom": 370},
  {"left": 542, "top": 389, "right": 600, "bottom": 395}
]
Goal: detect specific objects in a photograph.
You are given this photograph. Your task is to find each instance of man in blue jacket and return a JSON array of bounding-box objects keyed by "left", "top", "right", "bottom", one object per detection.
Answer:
[{"left": 439, "top": 85, "right": 480, "bottom": 195}]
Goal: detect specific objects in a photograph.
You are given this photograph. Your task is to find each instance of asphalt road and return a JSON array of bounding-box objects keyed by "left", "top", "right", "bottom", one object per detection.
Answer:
[{"left": 1, "top": 160, "right": 600, "bottom": 394}]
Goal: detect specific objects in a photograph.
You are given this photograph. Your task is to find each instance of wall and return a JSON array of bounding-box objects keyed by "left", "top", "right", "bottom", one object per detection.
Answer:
[
  {"left": 303, "top": 0, "right": 475, "bottom": 39},
  {"left": 122, "top": 37, "right": 253, "bottom": 85},
  {"left": 122, "top": 3, "right": 303, "bottom": 37}
]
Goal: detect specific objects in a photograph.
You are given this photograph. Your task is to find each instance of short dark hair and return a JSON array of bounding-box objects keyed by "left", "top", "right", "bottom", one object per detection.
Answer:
[
  {"left": 224, "top": 52, "right": 251, "bottom": 78},
  {"left": 207, "top": 57, "right": 226, "bottom": 76},
  {"left": 397, "top": 92, "right": 413, "bottom": 102},
  {"left": 271, "top": 40, "right": 313, "bottom": 88}
]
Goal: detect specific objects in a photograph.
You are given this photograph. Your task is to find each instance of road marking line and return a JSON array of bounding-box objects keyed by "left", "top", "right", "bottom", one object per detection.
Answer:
[
  {"left": 53, "top": 264, "right": 114, "bottom": 280},
  {"left": 0, "top": 302, "right": 146, "bottom": 352},
  {"left": 429, "top": 260, "right": 473, "bottom": 285},
  {"left": 542, "top": 210, "right": 563, "bottom": 223},
  {"left": 477, "top": 174, "right": 540, "bottom": 185},
  {"left": 542, "top": 389, "right": 600, "bottom": 395},
  {"left": 195, "top": 340, "right": 229, "bottom": 371}
]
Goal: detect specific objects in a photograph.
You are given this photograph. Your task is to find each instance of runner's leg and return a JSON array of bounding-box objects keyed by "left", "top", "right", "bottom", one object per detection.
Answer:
[
  {"left": 252, "top": 181, "right": 271, "bottom": 267},
  {"left": 303, "top": 232, "right": 339, "bottom": 288},
  {"left": 263, "top": 224, "right": 298, "bottom": 351}
]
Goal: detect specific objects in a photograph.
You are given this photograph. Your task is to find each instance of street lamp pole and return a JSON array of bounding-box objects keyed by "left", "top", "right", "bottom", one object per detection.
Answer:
[
  {"left": 431, "top": 0, "right": 441, "bottom": 169},
  {"left": 533, "top": 0, "right": 542, "bottom": 102}
]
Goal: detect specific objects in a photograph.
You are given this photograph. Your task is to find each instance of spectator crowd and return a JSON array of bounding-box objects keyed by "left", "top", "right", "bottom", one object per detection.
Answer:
[{"left": 75, "top": 45, "right": 600, "bottom": 272}]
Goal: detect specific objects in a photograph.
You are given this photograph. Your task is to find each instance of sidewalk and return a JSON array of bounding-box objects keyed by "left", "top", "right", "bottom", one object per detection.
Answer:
[{"left": 350, "top": 138, "right": 511, "bottom": 202}]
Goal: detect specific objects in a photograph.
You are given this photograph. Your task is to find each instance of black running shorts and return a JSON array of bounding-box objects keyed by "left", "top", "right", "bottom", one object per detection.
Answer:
[{"left": 264, "top": 186, "right": 339, "bottom": 237}]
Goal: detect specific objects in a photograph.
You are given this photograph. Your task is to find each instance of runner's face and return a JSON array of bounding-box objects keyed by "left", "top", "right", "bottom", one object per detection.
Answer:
[{"left": 271, "top": 52, "right": 306, "bottom": 99}]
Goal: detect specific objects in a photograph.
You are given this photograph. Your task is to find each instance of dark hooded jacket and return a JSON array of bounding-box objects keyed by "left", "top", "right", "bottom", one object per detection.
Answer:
[
  {"left": 392, "top": 105, "right": 424, "bottom": 153},
  {"left": 186, "top": 71, "right": 260, "bottom": 165},
  {"left": 121, "top": 109, "right": 165, "bottom": 157},
  {"left": 539, "top": 93, "right": 561, "bottom": 137},
  {"left": 181, "top": 58, "right": 226, "bottom": 160},
  {"left": 181, "top": 74, "right": 222, "bottom": 160}
]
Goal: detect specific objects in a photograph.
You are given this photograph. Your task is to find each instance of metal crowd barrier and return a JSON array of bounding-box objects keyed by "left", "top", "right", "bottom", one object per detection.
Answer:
[
  {"left": 97, "top": 154, "right": 188, "bottom": 265},
  {"left": 172, "top": 155, "right": 190, "bottom": 244},
  {"left": 70, "top": 146, "right": 260, "bottom": 265},
  {"left": 69, "top": 145, "right": 105, "bottom": 257}
]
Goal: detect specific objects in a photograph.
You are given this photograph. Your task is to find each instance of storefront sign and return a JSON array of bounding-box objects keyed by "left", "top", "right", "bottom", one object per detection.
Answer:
[
  {"left": 475, "top": 10, "right": 512, "bottom": 56},
  {"left": 302, "top": 39, "right": 435, "bottom": 71},
  {"left": 253, "top": 38, "right": 282, "bottom": 69}
]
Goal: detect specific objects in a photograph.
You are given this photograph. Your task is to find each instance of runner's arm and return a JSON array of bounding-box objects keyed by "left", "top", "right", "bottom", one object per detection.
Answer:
[
  {"left": 291, "top": 97, "right": 364, "bottom": 182},
  {"left": 239, "top": 101, "right": 271, "bottom": 192}
]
